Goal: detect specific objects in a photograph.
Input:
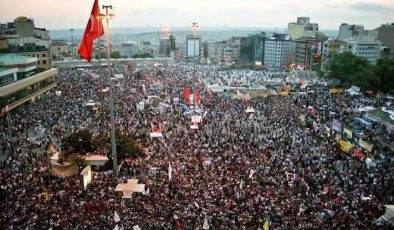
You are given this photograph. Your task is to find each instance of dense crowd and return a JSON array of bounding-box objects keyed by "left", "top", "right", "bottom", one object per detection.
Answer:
[{"left": 0, "top": 63, "right": 393, "bottom": 229}]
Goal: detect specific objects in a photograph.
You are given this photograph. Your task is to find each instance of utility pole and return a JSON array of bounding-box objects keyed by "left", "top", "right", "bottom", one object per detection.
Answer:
[
  {"left": 100, "top": 5, "right": 118, "bottom": 182},
  {"left": 70, "top": 29, "right": 75, "bottom": 70},
  {"left": 192, "top": 22, "right": 199, "bottom": 72}
]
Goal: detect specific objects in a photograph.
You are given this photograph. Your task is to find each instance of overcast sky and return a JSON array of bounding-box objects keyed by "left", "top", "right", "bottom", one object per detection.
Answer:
[{"left": 0, "top": 0, "right": 393, "bottom": 30}]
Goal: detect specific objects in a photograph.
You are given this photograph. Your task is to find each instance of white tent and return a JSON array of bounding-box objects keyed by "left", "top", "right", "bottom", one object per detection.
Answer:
[{"left": 150, "top": 132, "right": 163, "bottom": 138}]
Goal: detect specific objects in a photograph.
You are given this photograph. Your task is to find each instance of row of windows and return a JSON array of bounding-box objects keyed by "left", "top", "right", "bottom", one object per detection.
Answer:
[
  {"left": 26, "top": 53, "right": 48, "bottom": 58},
  {"left": 0, "top": 76, "right": 55, "bottom": 108}
]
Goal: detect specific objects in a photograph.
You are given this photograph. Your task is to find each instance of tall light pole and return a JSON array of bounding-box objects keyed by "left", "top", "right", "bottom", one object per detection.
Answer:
[
  {"left": 70, "top": 29, "right": 75, "bottom": 69},
  {"left": 100, "top": 5, "right": 118, "bottom": 182},
  {"left": 191, "top": 22, "right": 199, "bottom": 72}
]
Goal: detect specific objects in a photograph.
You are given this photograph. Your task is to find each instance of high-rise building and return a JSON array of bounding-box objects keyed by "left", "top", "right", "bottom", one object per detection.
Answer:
[
  {"left": 377, "top": 23, "right": 394, "bottom": 50},
  {"left": 338, "top": 23, "right": 377, "bottom": 41},
  {"left": 263, "top": 34, "right": 295, "bottom": 68},
  {"left": 240, "top": 33, "right": 265, "bottom": 66},
  {"left": 159, "top": 38, "right": 171, "bottom": 57},
  {"left": 0, "top": 54, "right": 58, "bottom": 115},
  {"left": 206, "top": 37, "right": 240, "bottom": 65},
  {"left": 0, "top": 16, "right": 52, "bottom": 70},
  {"left": 288, "top": 17, "right": 319, "bottom": 40},
  {"left": 186, "top": 35, "right": 201, "bottom": 62},
  {"left": 342, "top": 38, "right": 381, "bottom": 64},
  {"left": 169, "top": 35, "right": 176, "bottom": 51},
  {"left": 294, "top": 35, "right": 326, "bottom": 71}
]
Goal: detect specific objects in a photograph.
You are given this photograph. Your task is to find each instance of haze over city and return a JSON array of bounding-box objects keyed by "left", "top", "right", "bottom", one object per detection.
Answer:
[{"left": 1, "top": 0, "right": 393, "bottom": 30}]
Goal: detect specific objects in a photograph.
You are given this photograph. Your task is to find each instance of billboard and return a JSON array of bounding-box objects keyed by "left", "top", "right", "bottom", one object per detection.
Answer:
[{"left": 187, "top": 38, "right": 200, "bottom": 61}]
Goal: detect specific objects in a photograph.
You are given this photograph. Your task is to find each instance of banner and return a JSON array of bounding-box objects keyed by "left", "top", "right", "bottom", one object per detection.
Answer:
[
  {"left": 336, "top": 138, "right": 352, "bottom": 153},
  {"left": 278, "top": 91, "right": 289, "bottom": 96},
  {"left": 353, "top": 149, "right": 365, "bottom": 160},
  {"left": 184, "top": 88, "right": 191, "bottom": 106},
  {"left": 359, "top": 139, "right": 373, "bottom": 152},
  {"left": 80, "top": 165, "right": 92, "bottom": 190},
  {"left": 332, "top": 119, "right": 342, "bottom": 133},
  {"left": 343, "top": 127, "right": 352, "bottom": 139},
  {"left": 329, "top": 88, "right": 344, "bottom": 94}
]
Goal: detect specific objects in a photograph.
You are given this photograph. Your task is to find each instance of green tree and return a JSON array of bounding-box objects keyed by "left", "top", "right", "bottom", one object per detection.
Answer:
[
  {"left": 327, "top": 52, "right": 382, "bottom": 91},
  {"left": 61, "top": 129, "right": 95, "bottom": 158},
  {"left": 132, "top": 53, "right": 153, "bottom": 58},
  {"left": 110, "top": 51, "right": 122, "bottom": 59},
  {"left": 374, "top": 59, "right": 394, "bottom": 93}
]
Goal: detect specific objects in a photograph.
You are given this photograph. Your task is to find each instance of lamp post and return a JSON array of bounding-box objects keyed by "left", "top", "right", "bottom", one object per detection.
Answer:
[
  {"left": 100, "top": 5, "right": 118, "bottom": 182},
  {"left": 70, "top": 29, "right": 75, "bottom": 69},
  {"left": 191, "top": 22, "right": 199, "bottom": 72}
]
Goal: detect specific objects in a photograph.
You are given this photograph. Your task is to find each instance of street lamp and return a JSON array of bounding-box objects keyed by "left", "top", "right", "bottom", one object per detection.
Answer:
[
  {"left": 191, "top": 22, "right": 199, "bottom": 72},
  {"left": 100, "top": 5, "right": 118, "bottom": 182}
]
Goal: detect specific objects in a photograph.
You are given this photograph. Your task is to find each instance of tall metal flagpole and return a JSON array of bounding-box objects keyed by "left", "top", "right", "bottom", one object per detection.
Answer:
[
  {"left": 97, "top": 8, "right": 105, "bottom": 137},
  {"left": 100, "top": 5, "right": 117, "bottom": 181}
]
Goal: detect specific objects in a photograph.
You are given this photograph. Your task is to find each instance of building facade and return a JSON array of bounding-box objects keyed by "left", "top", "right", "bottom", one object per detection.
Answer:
[
  {"left": 288, "top": 17, "right": 319, "bottom": 40},
  {"left": 342, "top": 38, "right": 381, "bottom": 64},
  {"left": 377, "top": 23, "right": 394, "bottom": 51},
  {"left": 240, "top": 33, "right": 265, "bottom": 66},
  {"left": 338, "top": 23, "right": 378, "bottom": 41},
  {"left": 294, "top": 36, "right": 326, "bottom": 71},
  {"left": 263, "top": 34, "right": 295, "bottom": 68},
  {"left": 50, "top": 40, "right": 70, "bottom": 60},
  {"left": 186, "top": 35, "right": 201, "bottom": 62},
  {"left": 0, "top": 54, "right": 58, "bottom": 115},
  {"left": 0, "top": 16, "right": 53, "bottom": 70}
]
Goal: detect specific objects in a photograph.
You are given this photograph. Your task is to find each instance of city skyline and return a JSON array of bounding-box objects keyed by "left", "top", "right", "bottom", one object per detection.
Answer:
[{"left": 0, "top": 0, "right": 393, "bottom": 30}]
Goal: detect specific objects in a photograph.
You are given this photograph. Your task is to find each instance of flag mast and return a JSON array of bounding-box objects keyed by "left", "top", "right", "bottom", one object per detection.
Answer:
[
  {"left": 97, "top": 6, "right": 105, "bottom": 137},
  {"left": 100, "top": 5, "right": 118, "bottom": 181}
]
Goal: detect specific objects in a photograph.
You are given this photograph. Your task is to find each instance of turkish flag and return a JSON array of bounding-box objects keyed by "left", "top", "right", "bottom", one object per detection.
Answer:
[
  {"left": 78, "top": 0, "right": 104, "bottom": 62},
  {"left": 194, "top": 90, "right": 201, "bottom": 105},
  {"left": 184, "top": 88, "right": 191, "bottom": 106}
]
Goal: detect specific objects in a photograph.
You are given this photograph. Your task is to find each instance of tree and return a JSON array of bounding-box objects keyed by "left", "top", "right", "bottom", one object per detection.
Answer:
[
  {"left": 61, "top": 129, "right": 95, "bottom": 158},
  {"left": 132, "top": 53, "right": 153, "bottom": 58},
  {"left": 374, "top": 59, "right": 394, "bottom": 93},
  {"left": 92, "top": 129, "right": 145, "bottom": 162},
  {"left": 327, "top": 52, "right": 384, "bottom": 91}
]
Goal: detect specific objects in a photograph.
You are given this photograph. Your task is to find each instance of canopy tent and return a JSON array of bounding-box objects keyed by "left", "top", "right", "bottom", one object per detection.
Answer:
[
  {"left": 115, "top": 179, "right": 145, "bottom": 199},
  {"left": 382, "top": 205, "right": 394, "bottom": 224},
  {"left": 150, "top": 132, "right": 163, "bottom": 138},
  {"left": 245, "top": 107, "right": 255, "bottom": 113}
]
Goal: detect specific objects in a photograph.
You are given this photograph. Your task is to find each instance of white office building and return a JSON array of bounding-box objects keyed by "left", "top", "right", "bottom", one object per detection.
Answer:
[
  {"left": 264, "top": 35, "right": 295, "bottom": 67},
  {"left": 342, "top": 38, "right": 381, "bottom": 64}
]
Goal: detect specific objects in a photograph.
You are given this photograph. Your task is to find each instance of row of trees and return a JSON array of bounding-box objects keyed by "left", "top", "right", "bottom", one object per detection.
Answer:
[
  {"left": 60, "top": 129, "right": 145, "bottom": 167},
  {"left": 326, "top": 52, "right": 394, "bottom": 93}
]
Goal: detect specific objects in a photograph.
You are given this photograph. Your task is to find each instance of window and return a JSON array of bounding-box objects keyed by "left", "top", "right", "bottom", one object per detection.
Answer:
[
  {"left": 42, "top": 53, "right": 46, "bottom": 57},
  {"left": 43, "top": 60, "right": 46, "bottom": 65}
]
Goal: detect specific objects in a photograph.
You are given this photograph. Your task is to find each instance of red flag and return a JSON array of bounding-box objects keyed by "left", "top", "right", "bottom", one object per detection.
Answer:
[
  {"left": 194, "top": 90, "right": 201, "bottom": 105},
  {"left": 184, "top": 88, "right": 191, "bottom": 106},
  {"left": 353, "top": 149, "right": 365, "bottom": 160},
  {"left": 78, "top": 0, "right": 104, "bottom": 62}
]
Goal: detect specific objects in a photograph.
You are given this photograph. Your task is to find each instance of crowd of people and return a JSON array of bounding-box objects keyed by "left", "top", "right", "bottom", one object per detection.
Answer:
[{"left": 0, "top": 63, "right": 393, "bottom": 229}]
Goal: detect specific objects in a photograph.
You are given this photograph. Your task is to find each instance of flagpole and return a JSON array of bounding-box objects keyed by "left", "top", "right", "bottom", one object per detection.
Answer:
[
  {"left": 97, "top": 8, "right": 105, "bottom": 137},
  {"left": 100, "top": 5, "right": 118, "bottom": 182}
]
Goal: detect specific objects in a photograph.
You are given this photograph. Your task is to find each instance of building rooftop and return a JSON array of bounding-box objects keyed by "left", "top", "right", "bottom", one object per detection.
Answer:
[{"left": 0, "top": 54, "right": 37, "bottom": 66}]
